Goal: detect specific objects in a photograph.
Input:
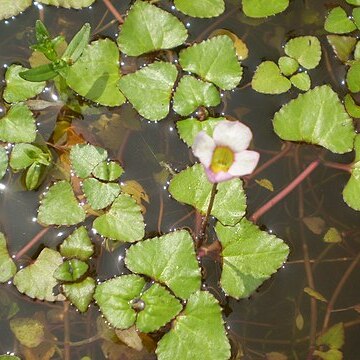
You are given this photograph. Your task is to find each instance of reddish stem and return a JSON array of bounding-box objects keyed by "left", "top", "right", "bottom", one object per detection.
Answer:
[
  {"left": 322, "top": 161, "right": 351, "bottom": 172},
  {"left": 102, "top": 0, "right": 124, "bottom": 24},
  {"left": 14, "top": 227, "right": 50, "bottom": 260},
  {"left": 250, "top": 160, "right": 320, "bottom": 223}
]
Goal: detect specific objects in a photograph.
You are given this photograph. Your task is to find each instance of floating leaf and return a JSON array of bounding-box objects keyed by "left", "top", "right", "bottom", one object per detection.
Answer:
[
  {"left": 303, "top": 216, "right": 325, "bottom": 235},
  {"left": 37, "top": 181, "right": 86, "bottom": 226},
  {"left": 125, "top": 230, "right": 201, "bottom": 299},
  {"left": 255, "top": 178, "right": 274, "bottom": 192},
  {"left": 273, "top": 85, "right": 355, "bottom": 154},
  {"left": 0, "top": 0, "right": 31, "bottom": 20},
  {"left": 313, "top": 349, "right": 342, "bottom": 360},
  {"left": 38, "top": 0, "right": 95, "bottom": 9},
  {"left": 94, "top": 275, "right": 182, "bottom": 332},
  {"left": 353, "top": 8, "right": 360, "bottom": 30},
  {"left": 70, "top": 144, "right": 108, "bottom": 178},
  {"left": 343, "top": 135, "right": 360, "bottom": 210},
  {"left": 83, "top": 178, "right": 120, "bottom": 210},
  {"left": 10, "top": 317, "right": 44, "bottom": 348},
  {"left": 344, "top": 94, "right": 360, "bottom": 117},
  {"left": 156, "top": 290, "right": 230, "bottom": 360},
  {"left": 179, "top": 36, "right": 242, "bottom": 90},
  {"left": 66, "top": 39, "right": 125, "bottom": 106},
  {"left": 93, "top": 193, "right": 145, "bottom": 242},
  {"left": 174, "top": 0, "right": 225, "bottom": 18},
  {"left": 176, "top": 117, "right": 225, "bottom": 146},
  {"left": 346, "top": 0, "right": 360, "bottom": 5},
  {"left": 323, "top": 228, "right": 342, "bottom": 243},
  {"left": 327, "top": 35, "right": 357, "bottom": 63},
  {"left": 210, "top": 29, "right": 248, "bottom": 60},
  {"left": 60, "top": 226, "right": 94, "bottom": 261},
  {"left": 3, "top": 65, "right": 46, "bottom": 103},
  {"left": 169, "top": 164, "right": 247, "bottom": 226},
  {"left": 317, "top": 322, "right": 344, "bottom": 350},
  {"left": 304, "top": 287, "right": 327, "bottom": 302},
  {"left": 346, "top": 61, "right": 360, "bottom": 93},
  {"left": 13, "top": 248, "right": 64, "bottom": 301},
  {"left": 278, "top": 56, "right": 299, "bottom": 76},
  {"left": 118, "top": 0, "right": 187, "bottom": 56},
  {"left": 284, "top": 36, "right": 321, "bottom": 69},
  {"left": 63, "top": 277, "right": 95, "bottom": 312},
  {"left": 62, "top": 23, "right": 91, "bottom": 63},
  {"left": 119, "top": 62, "right": 177, "bottom": 121},
  {"left": 216, "top": 218, "right": 289, "bottom": 299},
  {"left": 0, "top": 104, "right": 36, "bottom": 143},
  {"left": 0, "top": 148, "right": 8, "bottom": 180},
  {"left": 242, "top": 0, "right": 289, "bottom": 18},
  {"left": 324, "top": 7, "right": 356, "bottom": 34},
  {"left": 0, "top": 356, "right": 21, "bottom": 360},
  {"left": 252, "top": 61, "right": 291, "bottom": 94},
  {"left": 54, "top": 259, "right": 88, "bottom": 282},
  {"left": 173, "top": 76, "right": 221, "bottom": 116},
  {"left": 0, "top": 232, "right": 16, "bottom": 283},
  {"left": 10, "top": 143, "right": 51, "bottom": 171},
  {"left": 92, "top": 161, "right": 124, "bottom": 182},
  {"left": 290, "top": 73, "right": 311, "bottom": 91},
  {"left": 356, "top": 42, "right": 360, "bottom": 60}
]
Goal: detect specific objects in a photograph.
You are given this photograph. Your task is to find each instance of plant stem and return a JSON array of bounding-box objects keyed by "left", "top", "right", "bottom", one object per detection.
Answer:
[
  {"left": 102, "top": 0, "right": 124, "bottom": 24},
  {"left": 63, "top": 301, "right": 70, "bottom": 360},
  {"left": 250, "top": 160, "right": 320, "bottom": 223},
  {"left": 14, "top": 227, "right": 50, "bottom": 260},
  {"left": 322, "top": 161, "right": 351, "bottom": 172}
]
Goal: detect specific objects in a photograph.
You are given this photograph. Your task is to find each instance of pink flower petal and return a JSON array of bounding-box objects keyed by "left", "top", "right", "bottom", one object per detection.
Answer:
[
  {"left": 192, "top": 131, "right": 216, "bottom": 168},
  {"left": 228, "top": 150, "right": 260, "bottom": 176},
  {"left": 204, "top": 167, "right": 235, "bottom": 183},
  {"left": 213, "top": 120, "right": 253, "bottom": 153}
]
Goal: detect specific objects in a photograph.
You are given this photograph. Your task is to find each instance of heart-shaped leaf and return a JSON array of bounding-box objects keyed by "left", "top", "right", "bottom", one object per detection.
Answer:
[
  {"left": 327, "top": 35, "right": 357, "bottom": 63},
  {"left": 38, "top": 0, "right": 95, "bottom": 8},
  {"left": 117, "top": 0, "right": 188, "bottom": 56},
  {"left": 93, "top": 193, "right": 145, "bottom": 242},
  {"left": 125, "top": 230, "right": 201, "bottom": 299},
  {"left": 290, "top": 72, "right": 311, "bottom": 91},
  {"left": 92, "top": 161, "right": 124, "bottom": 182},
  {"left": 0, "top": 232, "right": 16, "bottom": 283},
  {"left": 174, "top": 0, "right": 225, "bottom": 18},
  {"left": 316, "top": 322, "right": 344, "bottom": 350},
  {"left": 179, "top": 35, "right": 242, "bottom": 90},
  {"left": 54, "top": 259, "right": 88, "bottom": 282},
  {"left": 13, "top": 248, "right": 64, "bottom": 301},
  {"left": 0, "top": 0, "right": 31, "bottom": 20},
  {"left": 63, "top": 277, "right": 95, "bottom": 312},
  {"left": 324, "top": 7, "right": 356, "bottom": 34},
  {"left": 37, "top": 181, "right": 86, "bottom": 226},
  {"left": 9, "top": 317, "right": 44, "bottom": 348},
  {"left": 119, "top": 62, "right": 178, "bottom": 121},
  {"left": 278, "top": 56, "right": 299, "bottom": 76},
  {"left": 273, "top": 85, "right": 355, "bottom": 153},
  {"left": 346, "top": 61, "right": 360, "bottom": 93},
  {"left": 242, "top": 0, "right": 289, "bottom": 18},
  {"left": 252, "top": 61, "right": 291, "bottom": 94}
]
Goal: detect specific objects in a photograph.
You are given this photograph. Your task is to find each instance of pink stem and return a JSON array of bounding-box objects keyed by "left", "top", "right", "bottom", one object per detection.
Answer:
[
  {"left": 322, "top": 161, "right": 351, "bottom": 172},
  {"left": 102, "top": 0, "right": 124, "bottom": 24},
  {"left": 14, "top": 227, "right": 50, "bottom": 260},
  {"left": 250, "top": 160, "right": 320, "bottom": 223}
]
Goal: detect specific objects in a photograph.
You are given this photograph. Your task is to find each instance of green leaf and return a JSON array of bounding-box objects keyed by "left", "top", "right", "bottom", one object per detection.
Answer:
[
  {"left": 304, "top": 287, "right": 328, "bottom": 302},
  {"left": 20, "top": 63, "right": 59, "bottom": 82},
  {"left": 0, "top": 0, "right": 32, "bottom": 20},
  {"left": 13, "top": 248, "right": 64, "bottom": 301},
  {"left": 317, "top": 323, "right": 344, "bottom": 349},
  {"left": 343, "top": 135, "right": 360, "bottom": 210},
  {"left": 118, "top": 61, "right": 178, "bottom": 121},
  {"left": 62, "top": 23, "right": 90, "bottom": 63},
  {"left": 0, "top": 148, "right": 8, "bottom": 180},
  {"left": 344, "top": 94, "right": 360, "bottom": 117},
  {"left": 0, "top": 356, "right": 21, "bottom": 360},
  {"left": 173, "top": 76, "right": 221, "bottom": 116},
  {"left": 353, "top": 8, "right": 360, "bottom": 29},
  {"left": 273, "top": 85, "right": 355, "bottom": 154},
  {"left": 63, "top": 277, "right": 95, "bottom": 312},
  {"left": 92, "top": 161, "right": 124, "bottom": 182},
  {"left": 284, "top": 36, "right": 322, "bottom": 69},
  {"left": 156, "top": 291, "right": 231, "bottom": 360},
  {"left": 3, "top": 65, "right": 46, "bottom": 103},
  {"left": 125, "top": 230, "right": 201, "bottom": 299},
  {"left": 38, "top": 0, "right": 95, "bottom": 9},
  {"left": 0, "top": 232, "right": 16, "bottom": 283},
  {"left": 278, "top": 56, "right": 299, "bottom": 76},
  {"left": 117, "top": 0, "right": 188, "bottom": 56},
  {"left": 10, "top": 317, "right": 44, "bottom": 348},
  {"left": 323, "top": 227, "right": 342, "bottom": 243},
  {"left": 290, "top": 72, "right": 311, "bottom": 91},
  {"left": 60, "top": 226, "right": 94, "bottom": 261},
  {"left": 327, "top": 35, "right": 357, "bottom": 62},
  {"left": 176, "top": 117, "right": 226, "bottom": 146},
  {"left": 66, "top": 39, "right": 126, "bottom": 107},
  {"left": 174, "top": 0, "right": 225, "bottom": 18},
  {"left": 252, "top": 61, "right": 291, "bottom": 94},
  {"left": 37, "top": 181, "right": 86, "bottom": 226},
  {"left": 94, "top": 275, "right": 182, "bottom": 332},
  {"left": 216, "top": 218, "right": 289, "bottom": 299},
  {"left": 313, "top": 349, "right": 343, "bottom": 360},
  {"left": 324, "top": 7, "right": 356, "bottom": 34},
  {"left": 169, "top": 164, "right": 247, "bottom": 226},
  {"left": 93, "top": 193, "right": 145, "bottom": 242},
  {"left": 70, "top": 144, "right": 108, "bottom": 178},
  {"left": 25, "top": 162, "right": 45, "bottom": 191},
  {"left": 346, "top": 61, "right": 360, "bottom": 93},
  {"left": 10, "top": 143, "right": 51, "bottom": 171},
  {"left": 346, "top": 0, "right": 360, "bottom": 5},
  {"left": 242, "top": 0, "right": 289, "bottom": 18},
  {"left": 0, "top": 104, "right": 36, "bottom": 143},
  {"left": 83, "top": 178, "right": 121, "bottom": 210},
  {"left": 54, "top": 259, "right": 88, "bottom": 282},
  {"left": 179, "top": 35, "right": 242, "bottom": 90}
]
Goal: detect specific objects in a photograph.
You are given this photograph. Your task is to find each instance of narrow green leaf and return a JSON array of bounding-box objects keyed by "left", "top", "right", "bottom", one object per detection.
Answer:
[
  {"left": 242, "top": 0, "right": 289, "bottom": 18},
  {"left": 35, "top": 20, "right": 50, "bottom": 43},
  {"left": 324, "top": 7, "right": 356, "bottom": 34},
  {"left": 60, "top": 226, "right": 94, "bottom": 261},
  {"left": 54, "top": 259, "right": 88, "bottom": 282},
  {"left": 0, "top": 148, "right": 8, "bottom": 180},
  {"left": 304, "top": 287, "right": 328, "bottom": 302},
  {"left": 83, "top": 178, "right": 120, "bottom": 210},
  {"left": 0, "top": 0, "right": 32, "bottom": 20},
  {"left": 62, "top": 23, "right": 91, "bottom": 63},
  {"left": 20, "top": 63, "right": 58, "bottom": 82},
  {"left": 25, "top": 162, "right": 45, "bottom": 191},
  {"left": 0, "top": 232, "right": 16, "bottom": 283},
  {"left": 38, "top": 0, "right": 95, "bottom": 9},
  {"left": 92, "top": 161, "right": 124, "bottom": 182},
  {"left": 174, "top": 0, "right": 225, "bottom": 18},
  {"left": 63, "top": 277, "right": 95, "bottom": 312}
]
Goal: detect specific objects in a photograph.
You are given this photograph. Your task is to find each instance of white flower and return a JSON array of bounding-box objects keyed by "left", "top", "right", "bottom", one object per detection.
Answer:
[{"left": 192, "top": 120, "right": 260, "bottom": 183}]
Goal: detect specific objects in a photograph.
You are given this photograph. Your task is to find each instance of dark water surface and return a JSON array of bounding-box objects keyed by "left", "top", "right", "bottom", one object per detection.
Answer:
[{"left": 0, "top": 0, "right": 359, "bottom": 359}]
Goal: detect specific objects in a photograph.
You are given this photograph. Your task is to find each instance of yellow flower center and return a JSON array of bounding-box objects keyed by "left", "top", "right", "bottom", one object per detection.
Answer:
[{"left": 210, "top": 146, "right": 234, "bottom": 173}]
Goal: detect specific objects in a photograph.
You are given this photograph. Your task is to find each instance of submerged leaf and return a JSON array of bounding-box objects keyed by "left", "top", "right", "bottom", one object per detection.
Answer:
[
  {"left": 118, "top": 0, "right": 187, "bottom": 56},
  {"left": 0, "top": 232, "right": 16, "bottom": 283},
  {"left": 324, "top": 7, "right": 356, "bottom": 34},
  {"left": 156, "top": 291, "right": 231, "bottom": 360},
  {"left": 179, "top": 35, "right": 242, "bottom": 90},
  {"left": 327, "top": 35, "right": 357, "bottom": 63},
  {"left": 316, "top": 323, "right": 344, "bottom": 350},
  {"left": 83, "top": 178, "right": 120, "bottom": 210},
  {"left": 303, "top": 216, "right": 325, "bottom": 235},
  {"left": 216, "top": 219, "right": 289, "bottom": 299},
  {"left": 60, "top": 226, "right": 94, "bottom": 260},
  {"left": 255, "top": 178, "right": 274, "bottom": 191},
  {"left": 273, "top": 85, "right": 355, "bottom": 154},
  {"left": 13, "top": 248, "right": 64, "bottom": 301},
  {"left": 304, "top": 287, "right": 327, "bottom": 302},
  {"left": 242, "top": 0, "right": 289, "bottom": 18},
  {"left": 174, "top": 0, "right": 225, "bottom": 18},
  {"left": 38, "top": 0, "right": 95, "bottom": 9},
  {"left": 115, "top": 326, "right": 143, "bottom": 352},
  {"left": 63, "top": 277, "right": 95, "bottom": 312},
  {"left": 0, "top": 148, "right": 8, "bottom": 180},
  {"left": 169, "top": 164, "right": 247, "bottom": 226},
  {"left": 0, "top": 0, "right": 31, "bottom": 20},
  {"left": 125, "top": 230, "right": 201, "bottom": 299},
  {"left": 313, "top": 349, "right": 342, "bottom": 360},
  {"left": 10, "top": 317, "right": 44, "bottom": 348},
  {"left": 323, "top": 228, "right": 342, "bottom": 243}
]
